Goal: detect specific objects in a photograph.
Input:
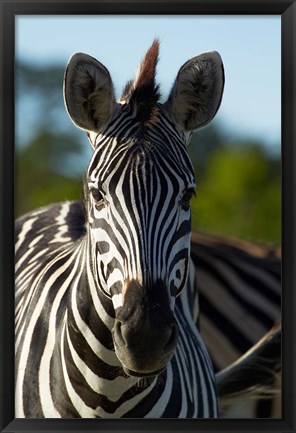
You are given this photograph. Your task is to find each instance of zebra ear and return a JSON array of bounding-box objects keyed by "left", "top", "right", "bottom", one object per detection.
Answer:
[
  {"left": 64, "top": 53, "right": 117, "bottom": 133},
  {"left": 164, "top": 51, "right": 224, "bottom": 132}
]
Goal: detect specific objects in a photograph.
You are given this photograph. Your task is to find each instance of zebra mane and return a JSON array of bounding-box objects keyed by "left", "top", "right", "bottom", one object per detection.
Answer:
[{"left": 121, "top": 38, "right": 161, "bottom": 126}]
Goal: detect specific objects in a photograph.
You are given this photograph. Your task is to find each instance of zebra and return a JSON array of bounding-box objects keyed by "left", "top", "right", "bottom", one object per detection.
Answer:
[
  {"left": 191, "top": 231, "right": 281, "bottom": 418},
  {"left": 15, "top": 39, "right": 225, "bottom": 418},
  {"left": 15, "top": 40, "right": 280, "bottom": 419}
]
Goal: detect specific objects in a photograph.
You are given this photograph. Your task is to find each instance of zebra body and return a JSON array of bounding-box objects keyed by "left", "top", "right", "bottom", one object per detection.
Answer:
[
  {"left": 191, "top": 231, "right": 281, "bottom": 370},
  {"left": 15, "top": 201, "right": 216, "bottom": 418},
  {"left": 191, "top": 232, "right": 281, "bottom": 418},
  {"left": 15, "top": 40, "right": 225, "bottom": 417}
]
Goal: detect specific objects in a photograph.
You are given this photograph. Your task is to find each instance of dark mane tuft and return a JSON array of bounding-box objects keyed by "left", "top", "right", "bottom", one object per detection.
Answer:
[{"left": 120, "top": 39, "right": 161, "bottom": 126}]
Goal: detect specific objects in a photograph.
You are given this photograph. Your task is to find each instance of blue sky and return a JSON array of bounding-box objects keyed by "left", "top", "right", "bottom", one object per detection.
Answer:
[{"left": 16, "top": 15, "right": 281, "bottom": 152}]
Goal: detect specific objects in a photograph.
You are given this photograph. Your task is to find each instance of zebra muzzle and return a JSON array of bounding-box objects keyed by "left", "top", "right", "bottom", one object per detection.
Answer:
[
  {"left": 112, "top": 281, "right": 179, "bottom": 376},
  {"left": 113, "top": 318, "right": 178, "bottom": 377}
]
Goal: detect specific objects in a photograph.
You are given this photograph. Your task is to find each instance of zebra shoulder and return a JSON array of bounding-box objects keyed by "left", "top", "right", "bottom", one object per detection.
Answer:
[{"left": 15, "top": 201, "right": 86, "bottom": 254}]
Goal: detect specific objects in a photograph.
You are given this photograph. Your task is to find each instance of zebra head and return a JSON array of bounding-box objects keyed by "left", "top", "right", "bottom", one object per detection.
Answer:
[{"left": 64, "top": 40, "right": 224, "bottom": 377}]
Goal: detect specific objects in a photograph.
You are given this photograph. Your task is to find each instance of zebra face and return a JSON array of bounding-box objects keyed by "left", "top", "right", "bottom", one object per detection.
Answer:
[
  {"left": 64, "top": 40, "right": 224, "bottom": 376},
  {"left": 86, "top": 112, "right": 196, "bottom": 300},
  {"left": 84, "top": 117, "right": 196, "bottom": 376}
]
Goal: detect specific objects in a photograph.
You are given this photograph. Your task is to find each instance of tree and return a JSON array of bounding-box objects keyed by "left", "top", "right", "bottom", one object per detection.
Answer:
[{"left": 191, "top": 144, "right": 281, "bottom": 244}]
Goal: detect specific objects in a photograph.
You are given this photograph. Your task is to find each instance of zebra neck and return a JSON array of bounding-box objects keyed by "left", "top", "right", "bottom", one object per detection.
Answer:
[
  {"left": 54, "top": 247, "right": 156, "bottom": 415},
  {"left": 62, "top": 245, "right": 119, "bottom": 370},
  {"left": 58, "top": 303, "right": 157, "bottom": 417}
]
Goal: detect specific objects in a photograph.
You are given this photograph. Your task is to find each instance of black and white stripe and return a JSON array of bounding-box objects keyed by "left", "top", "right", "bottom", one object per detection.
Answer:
[
  {"left": 190, "top": 231, "right": 281, "bottom": 418},
  {"left": 15, "top": 202, "right": 217, "bottom": 418},
  {"left": 15, "top": 41, "right": 225, "bottom": 418}
]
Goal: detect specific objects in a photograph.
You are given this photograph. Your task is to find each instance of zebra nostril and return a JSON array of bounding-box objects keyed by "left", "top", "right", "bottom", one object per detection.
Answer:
[
  {"left": 164, "top": 323, "right": 179, "bottom": 351},
  {"left": 114, "top": 320, "right": 127, "bottom": 346}
]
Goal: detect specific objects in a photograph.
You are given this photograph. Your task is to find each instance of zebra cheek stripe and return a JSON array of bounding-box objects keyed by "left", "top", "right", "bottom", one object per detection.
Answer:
[{"left": 112, "top": 293, "right": 124, "bottom": 309}]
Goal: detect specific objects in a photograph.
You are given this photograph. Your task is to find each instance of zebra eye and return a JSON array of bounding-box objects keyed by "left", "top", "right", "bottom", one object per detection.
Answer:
[
  {"left": 181, "top": 188, "right": 195, "bottom": 210},
  {"left": 90, "top": 188, "right": 104, "bottom": 206}
]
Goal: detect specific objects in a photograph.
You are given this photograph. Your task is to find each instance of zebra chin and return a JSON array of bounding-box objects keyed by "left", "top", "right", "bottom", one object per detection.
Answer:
[
  {"left": 111, "top": 279, "right": 179, "bottom": 377},
  {"left": 121, "top": 365, "right": 167, "bottom": 378},
  {"left": 113, "top": 328, "right": 178, "bottom": 378}
]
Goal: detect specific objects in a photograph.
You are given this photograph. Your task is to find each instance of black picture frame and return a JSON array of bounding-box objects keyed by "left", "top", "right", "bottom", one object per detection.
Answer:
[{"left": 0, "top": 1, "right": 295, "bottom": 432}]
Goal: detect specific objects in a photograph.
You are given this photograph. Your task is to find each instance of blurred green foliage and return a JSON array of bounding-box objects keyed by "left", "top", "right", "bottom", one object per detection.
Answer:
[
  {"left": 189, "top": 143, "right": 281, "bottom": 244},
  {"left": 16, "top": 61, "right": 281, "bottom": 245},
  {"left": 16, "top": 130, "right": 83, "bottom": 216}
]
